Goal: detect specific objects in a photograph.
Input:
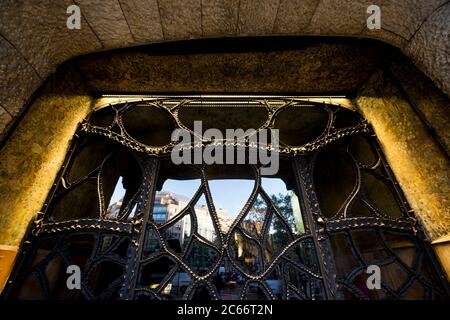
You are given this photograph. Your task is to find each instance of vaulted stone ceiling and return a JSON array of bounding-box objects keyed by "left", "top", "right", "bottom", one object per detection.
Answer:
[{"left": 0, "top": 0, "right": 449, "bottom": 136}]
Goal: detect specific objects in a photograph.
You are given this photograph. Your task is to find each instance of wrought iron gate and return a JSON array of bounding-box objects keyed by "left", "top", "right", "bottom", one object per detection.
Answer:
[{"left": 2, "top": 96, "right": 448, "bottom": 300}]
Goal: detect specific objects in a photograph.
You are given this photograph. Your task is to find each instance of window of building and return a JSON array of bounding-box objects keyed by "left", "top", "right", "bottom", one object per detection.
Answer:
[{"left": 2, "top": 96, "right": 448, "bottom": 300}]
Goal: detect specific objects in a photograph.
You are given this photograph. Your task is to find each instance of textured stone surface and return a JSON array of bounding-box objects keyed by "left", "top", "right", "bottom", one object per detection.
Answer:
[
  {"left": 304, "top": 0, "right": 369, "bottom": 35},
  {"left": 0, "top": 105, "right": 12, "bottom": 137},
  {"left": 380, "top": 0, "right": 447, "bottom": 41},
  {"left": 0, "top": 0, "right": 101, "bottom": 77},
  {"left": 0, "top": 0, "right": 449, "bottom": 139},
  {"left": 356, "top": 69, "right": 450, "bottom": 241},
  {"left": 0, "top": 66, "right": 94, "bottom": 246},
  {"left": 71, "top": 42, "right": 381, "bottom": 93},
  {"left": 202, "top": 0, "right": 239, "bottom": 36},
  {"left": 237, "top": 0, "right": 279, "bottom": 35},
  {"left": 406, "top": 3, "right": 450, "bottom": 97},
  {"left": 115, "top": 0, "right": 164, "bottom": 43},
  {"left": 388, "top": 52, "right": 450, "bottom": 153},
  {"left": 360, "top": 28, "right": 408, "bottom": 49},
  {"left": 158, "top": 0, "right": 202, "bottom": 39},
  {"left": 273, "top": 0, "right": 319, "bottom": 34},
  {"left": 0, "top": 36, "right": 42, "bottom": 117},
  {"left": 76, "top": 0, "right": 134, "bottom": 47}
]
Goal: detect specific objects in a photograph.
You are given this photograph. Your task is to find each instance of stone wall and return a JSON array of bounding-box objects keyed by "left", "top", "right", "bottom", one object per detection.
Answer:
[
  {"left": 355, "top": 62, "right": 450, "bottom": 241},
  {"left": 0, "top": 66, "right": 94, "bottom": 247},
  {"left": 0, "top": 41, "right": 449, "bottom": 286},
  {"left": 1, "top": 1, "right": 449, "bottom": 141}
]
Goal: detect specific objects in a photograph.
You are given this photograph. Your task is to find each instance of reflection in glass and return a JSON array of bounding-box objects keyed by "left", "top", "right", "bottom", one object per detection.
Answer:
[
  {"left": 285, "top": 239, "right": 320, "bottom": 273},
  {"left": 241, "top": 194, "right": 267, "bottom": 239},
  {"left": 264, "top": 213, "right": 291, "bottom": 266},
  {"left": 231, "top": 230, "right": 262, "bottom": 275},
  {"left": 142, "top": 226, "right": 162, "bottom": 258},
  {"left": 140, "top": 256, "right": 175, "bottom": 289},
  {"left": 194, "top": 194, "right": 218, "bottom": 244},
  {"left": 262, "top": 177, "right": 305, "bottom": 235},
  {"left": 162, "top": 214, "right": 192, "bottom": 255},
  {"left": 187, "top": 240, "right": 220, "bottom": 275},
  {"left": 162, "top": 268, "right": 192, "bottom": 299}
]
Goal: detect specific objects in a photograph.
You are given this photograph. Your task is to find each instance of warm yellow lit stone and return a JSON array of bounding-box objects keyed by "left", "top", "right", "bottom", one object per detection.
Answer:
[
  {"left": 0, "top": 245, "right": 18, "bottom": 292},
  {"left": 355, "top": 69, "right": 450, "bottom": 241},
  {"left": 0, "top": 66, "right": 94, "bottom": 247}
]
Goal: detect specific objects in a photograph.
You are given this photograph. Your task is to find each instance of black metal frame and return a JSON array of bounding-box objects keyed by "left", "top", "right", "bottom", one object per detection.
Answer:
[{"left": 2, "top": 97, "right": 448, "bottom": 300}]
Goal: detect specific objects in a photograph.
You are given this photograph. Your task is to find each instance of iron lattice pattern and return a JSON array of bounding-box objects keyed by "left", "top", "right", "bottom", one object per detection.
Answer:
[{"left": 2, "top": 97, "right": 448, "bottom": 300}]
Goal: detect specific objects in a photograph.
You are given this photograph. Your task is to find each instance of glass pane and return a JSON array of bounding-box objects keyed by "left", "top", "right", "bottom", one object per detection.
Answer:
[
  {"left": 351, "top": 230, "right": 389, "bottom": 264},
  {"left": 186, "top": 240, "right": 220, "bottom": 275},
  {"left": 50, "top": 180, "right": 99, "bottom": 221},
  {"left": 45, "top": 254, "right": 68, "bottom": 298},
  {"left": 230, "top": 229, "right": 262, "bottom": 275},
  {"left": 194, "top": 194, "right": 218, "bottom": 244},
  {"left": 206, "top": 164, "right": 255, "bottom": 233},
  {"left": 139, "top": 256, "right": 175, "bottom": 288},
  {"left": 262, "top": 177, "right": 305, "bottom": 235},
  {"left": 163, "top": 268, "right": 193, "bottom": 299},
  {"left": 153, "top": 160, "right": 202, "bottom": 224},
  {"left": 275, "top": 106, "right": 329, "bottom": 146},
  {"left": 89, "top": 106, "right": 116, "bottom": 128},
  {"left": 178, "top": 105, "right": 268, "bottom": 136},
  {"left": 161, "top": 213, "right": 192, "bottom": 254},
  {"left": 67, "top": 136, "right": 115, "bottom": 184},
  {"left": 349, "top": 198, "right": 374, "bottom": 218},
  {"left": 349, "top": 135, "right": 378, "bottom": 167},
  {"left": 404, "top": 280, "right": 425, "bottom": 299},
  {"left": 142, "top": 225, "right": 162, "bottom": 258},
  {"left": 88, "top": 260, "right": 124, "bottom": 298},
  {"left": 101, "top": 149, "right": 142, "bottom": 220},
  {"left": 333, "top": 108, "right": 361, "bottom": 129},
  {"left": 314, "top": 148, "right": 358, "bottom": 219},
  {"left": 264, "top": 213, "right": 291, "bottom": 266},
  {"left": 17, "top": 273, "right": 45, "bottom": 300},
  {"left": 381, "top": 262, "right": 409, "bottom": 291},
  {"left": 285, "top": 239, "right": 320, "bottom": 274},
  {"left": 122, "top": 105, "right": 175, "bottom": 146},
  {"left": 240, "top": 193, "right": 268, "bottom": 239},
  {"left": 66, "top": 234, "right": 95, "bottom": 269},
  {"left": 383, "top": 232, "right": 416, "bottom": 268},
  {"left": 329, "top": 233, "right": 360, "bottom": 276},
  {"left": 362, "top": 171, "right": 403, "bottom": 219}
]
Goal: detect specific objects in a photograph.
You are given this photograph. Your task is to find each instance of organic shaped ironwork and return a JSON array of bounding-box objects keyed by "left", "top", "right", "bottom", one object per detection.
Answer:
[{"left": 2, "top": 97, "right": 448, "bottom": 300}]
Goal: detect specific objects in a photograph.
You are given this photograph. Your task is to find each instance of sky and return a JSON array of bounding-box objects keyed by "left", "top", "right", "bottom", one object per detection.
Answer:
[{"left": 109, "top": 176, "right": 290, "bottom": 219}]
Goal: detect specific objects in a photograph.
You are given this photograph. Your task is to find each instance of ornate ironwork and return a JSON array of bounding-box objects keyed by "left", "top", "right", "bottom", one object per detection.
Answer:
[{"left": 2, "top": 96, "right": 448, "bottom": 300}]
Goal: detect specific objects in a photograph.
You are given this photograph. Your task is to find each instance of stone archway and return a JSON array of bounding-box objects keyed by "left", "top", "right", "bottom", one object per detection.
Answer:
[{"left": 0, "top": 1, "right": 449, "bottom": 138}]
